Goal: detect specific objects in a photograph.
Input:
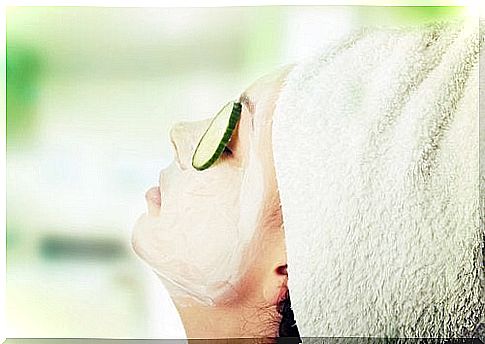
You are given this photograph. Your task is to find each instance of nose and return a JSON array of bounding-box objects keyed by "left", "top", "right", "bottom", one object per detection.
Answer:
[{"left": 169, "top": 118, "right": 212, "bottom": 170}]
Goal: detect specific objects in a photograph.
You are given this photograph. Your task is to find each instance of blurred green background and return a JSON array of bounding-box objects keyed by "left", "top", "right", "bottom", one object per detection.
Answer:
[{"left": 6, "top": 5, "right": 466, "bottom": 338}]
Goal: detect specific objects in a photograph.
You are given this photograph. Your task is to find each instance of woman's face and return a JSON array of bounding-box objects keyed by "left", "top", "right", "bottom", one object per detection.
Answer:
[{"left": 132, "top": 66, "right": 292, "bottom": 308}]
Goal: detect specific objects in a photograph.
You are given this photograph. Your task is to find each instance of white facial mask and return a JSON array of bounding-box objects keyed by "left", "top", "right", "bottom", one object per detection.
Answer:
[
  {"left": 132, "top": 115, "right": 269, "bottom": 306},
  {"left": 133, "top": 160, "right": 244, "bottom": 305}
]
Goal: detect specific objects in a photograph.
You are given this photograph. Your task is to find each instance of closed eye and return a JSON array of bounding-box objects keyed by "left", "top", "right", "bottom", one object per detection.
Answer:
[{"left": 223, "top": 145, "right": 233, "bottom": 156}]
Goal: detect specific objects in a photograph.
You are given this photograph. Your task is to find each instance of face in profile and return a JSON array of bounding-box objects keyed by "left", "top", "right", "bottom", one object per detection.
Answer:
[{"left": 131, "top": 65, "right": 293, "bottom": 337}]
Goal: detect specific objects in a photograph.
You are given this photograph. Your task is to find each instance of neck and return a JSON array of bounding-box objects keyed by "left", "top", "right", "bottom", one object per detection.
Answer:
[{"left": 171, "top": 295, "right": 280, "bottom": 340}]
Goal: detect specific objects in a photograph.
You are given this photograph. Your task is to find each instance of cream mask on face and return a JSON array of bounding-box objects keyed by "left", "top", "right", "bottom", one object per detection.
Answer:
[{"left": 132, "top": 101, "right": 264, "bottom": 306}]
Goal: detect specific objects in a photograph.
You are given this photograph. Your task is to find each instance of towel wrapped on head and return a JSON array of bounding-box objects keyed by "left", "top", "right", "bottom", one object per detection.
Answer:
[{"left": 272, "top": 18, "right": 484, "bottom": 338}]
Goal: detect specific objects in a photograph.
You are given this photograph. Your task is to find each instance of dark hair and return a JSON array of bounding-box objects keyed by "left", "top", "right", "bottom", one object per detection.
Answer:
[{"left": 276, "top": 290, "right": 301, "bottom": 342}]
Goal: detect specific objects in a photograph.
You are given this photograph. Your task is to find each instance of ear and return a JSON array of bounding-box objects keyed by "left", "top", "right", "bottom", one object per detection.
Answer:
[{"left": 263, "top": 264, "right": 289, "bottom": 306}]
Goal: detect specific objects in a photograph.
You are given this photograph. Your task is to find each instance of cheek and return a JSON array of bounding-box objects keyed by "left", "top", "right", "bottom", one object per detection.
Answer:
[{"left": 132, "top": 210, "right": 251, "bottom": 303}]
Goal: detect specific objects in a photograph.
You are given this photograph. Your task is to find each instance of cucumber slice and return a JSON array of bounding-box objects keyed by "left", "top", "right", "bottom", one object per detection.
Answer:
[{"left": 192, "top": 101, "right": 242, "bottom": 171}]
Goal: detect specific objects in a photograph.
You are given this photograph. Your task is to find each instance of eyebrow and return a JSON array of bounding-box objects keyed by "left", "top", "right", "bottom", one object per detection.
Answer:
[{"left": 239, "top": 92, "right": 255, "bottom": 114}]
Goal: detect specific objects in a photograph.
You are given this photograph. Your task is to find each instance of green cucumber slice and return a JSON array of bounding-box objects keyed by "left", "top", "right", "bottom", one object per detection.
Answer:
[{"left": 192, "top": 101, "right": 242, "bottom": 171}]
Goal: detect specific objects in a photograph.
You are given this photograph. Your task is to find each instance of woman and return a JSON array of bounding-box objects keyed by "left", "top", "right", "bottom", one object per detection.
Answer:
[
  {"left": 131, "top": 65, "right": 299, "bottom": 339},
  {"left": 132, "top": 18, "right": 482, "bottom": 340}
]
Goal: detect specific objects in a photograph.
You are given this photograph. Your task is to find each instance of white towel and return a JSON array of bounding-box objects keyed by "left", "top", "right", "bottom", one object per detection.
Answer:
[{"left": 272, "top": 18, "right": 483, "bottom": 338}]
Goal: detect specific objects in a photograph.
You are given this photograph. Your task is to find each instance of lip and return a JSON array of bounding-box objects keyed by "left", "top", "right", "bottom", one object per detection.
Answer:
[{"left": 146, "top": 186, "right": 161, "bottom": 204}]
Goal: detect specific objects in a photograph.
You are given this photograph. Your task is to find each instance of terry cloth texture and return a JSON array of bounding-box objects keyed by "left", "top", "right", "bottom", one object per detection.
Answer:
[{"left": 272, "top": 19, "right": 484, "bottom": 338}]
